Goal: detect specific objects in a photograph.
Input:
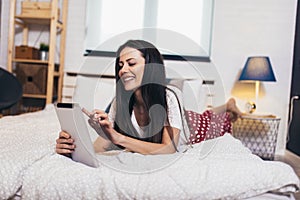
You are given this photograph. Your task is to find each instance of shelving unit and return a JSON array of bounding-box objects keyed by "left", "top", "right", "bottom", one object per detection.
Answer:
[{"left": 7, "top": 0, "right": 68, "bottom": 106}]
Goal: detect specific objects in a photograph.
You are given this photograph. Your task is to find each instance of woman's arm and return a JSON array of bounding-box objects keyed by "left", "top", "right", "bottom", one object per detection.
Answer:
[
  {"left": 95, "top": 110, "right": 180, "bottom": 154},
  {"left": 117, "top": 126, "right": 180, "bottom": 155},
  {"left": 93, "top": 136, "right": 113, "bottom": 153}
]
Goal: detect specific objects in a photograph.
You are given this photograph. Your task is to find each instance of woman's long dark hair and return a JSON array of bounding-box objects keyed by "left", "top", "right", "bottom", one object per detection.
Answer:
[{"left": 114, "top": 40, "right": 168, "bottom": 144}]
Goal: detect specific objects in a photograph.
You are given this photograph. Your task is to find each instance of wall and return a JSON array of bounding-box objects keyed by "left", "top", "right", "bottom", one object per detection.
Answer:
[
  {"left": 0, "top": 0, "right": 9, "bottom": 68},
  {"left": 212, "top": 0, "right": 297, "bottom": 154},
  {"left": 1, "top": 0, "right": 297, "bottom": 155}
]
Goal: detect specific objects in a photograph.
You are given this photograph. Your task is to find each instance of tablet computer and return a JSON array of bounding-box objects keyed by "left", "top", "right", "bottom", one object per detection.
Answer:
[{"left": 55, "top": 102, "right": 98, "bottom": 168}]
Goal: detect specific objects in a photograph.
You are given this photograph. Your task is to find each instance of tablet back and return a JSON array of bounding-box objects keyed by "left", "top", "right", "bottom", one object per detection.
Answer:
[{"left": 55, "top": 103, "right": 98, "bottom": 168}]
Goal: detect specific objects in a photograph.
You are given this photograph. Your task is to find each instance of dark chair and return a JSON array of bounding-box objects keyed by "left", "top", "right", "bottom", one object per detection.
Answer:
[{"left": 0, "top": 67, "right": 23, "bottom": 111}]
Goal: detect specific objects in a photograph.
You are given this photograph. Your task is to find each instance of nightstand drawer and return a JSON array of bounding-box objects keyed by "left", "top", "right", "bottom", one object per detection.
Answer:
[{"left": 232, "top": 117, "right": 280, "bottom": 160}]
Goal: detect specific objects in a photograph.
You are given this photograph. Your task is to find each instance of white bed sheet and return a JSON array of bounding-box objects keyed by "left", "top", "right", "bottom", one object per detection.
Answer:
[{"left": 0, "top": 104, "right": 299, "bottom": 199}]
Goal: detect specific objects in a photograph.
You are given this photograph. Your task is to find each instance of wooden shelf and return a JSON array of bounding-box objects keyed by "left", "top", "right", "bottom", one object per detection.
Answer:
[
  {"left": 13, "top": 59, "right": 60, "bottom": 74},
  {"left": 15, "top": 15, "right": 63, "bottom": 27},
  {"left": 7, "top": 0, "right": 68, "bottom": 106},
  {"left": 15, "top": 15, "right": 51, "bottom": 25},
  {"left": 13, "top": 58, "right": 49, "bottom": 64},
  {"left": 23, "top": 94, "right": 47, "bottom": 99}
]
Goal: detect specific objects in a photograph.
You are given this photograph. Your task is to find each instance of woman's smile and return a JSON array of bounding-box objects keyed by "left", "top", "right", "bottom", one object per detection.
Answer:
[
  {"left": 118, "top": 47, "right": 145, "bottom": 91},
  {"left": 122, "top": 75, "right": 135, "bottom": 82}
]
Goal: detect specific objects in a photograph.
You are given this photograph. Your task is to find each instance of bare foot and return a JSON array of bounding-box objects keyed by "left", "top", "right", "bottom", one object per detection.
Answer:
[{"left": 226, "top": 98, "right": 244, "bottom": 122}]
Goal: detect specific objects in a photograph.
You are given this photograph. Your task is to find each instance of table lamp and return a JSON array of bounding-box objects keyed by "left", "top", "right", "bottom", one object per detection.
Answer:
[{"left": 239, "top": 56, "right": 276, "bottom": 113}]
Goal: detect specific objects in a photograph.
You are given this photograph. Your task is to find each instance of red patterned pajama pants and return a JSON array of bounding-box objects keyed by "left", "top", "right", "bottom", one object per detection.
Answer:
[{"left": 185, "top": 110, "right": 232, "bottom": 144}]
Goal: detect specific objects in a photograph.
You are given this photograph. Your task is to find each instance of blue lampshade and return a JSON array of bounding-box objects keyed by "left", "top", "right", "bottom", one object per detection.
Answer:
[{"left": 239, "top": 56, "right": 276, "bottom": 82}]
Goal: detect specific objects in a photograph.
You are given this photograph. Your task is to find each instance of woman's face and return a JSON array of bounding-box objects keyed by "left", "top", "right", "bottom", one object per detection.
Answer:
[{"left": 118, "top": 47, "right": 145, "bottom": 91}]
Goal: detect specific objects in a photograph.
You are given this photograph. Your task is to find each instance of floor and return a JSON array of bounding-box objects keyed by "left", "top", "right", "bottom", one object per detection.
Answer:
[{"left": 275, "top": 150, "right": 300, "bottom": 200}]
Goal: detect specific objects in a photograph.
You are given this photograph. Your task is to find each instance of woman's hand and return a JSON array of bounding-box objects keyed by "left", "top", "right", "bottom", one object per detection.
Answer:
[
  {"left": 55, "top": 131, "right": 75, "bottom": 157},
  {"left": 93, "top": 109, "right": 124, "bottom": 145}
]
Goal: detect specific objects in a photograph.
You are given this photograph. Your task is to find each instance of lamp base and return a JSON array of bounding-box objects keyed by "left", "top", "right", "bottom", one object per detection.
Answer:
[{"left": 245, "top": 101, "right": 256, "bottom": 113}]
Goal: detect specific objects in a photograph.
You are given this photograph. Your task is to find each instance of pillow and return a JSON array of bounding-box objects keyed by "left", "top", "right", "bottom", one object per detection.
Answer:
[
  {"left": 185, "top": 110, "right": 232, "bottom": 144},
  {"left": 182, "top": 79, "right": 207, "bottom": 113},
  {"left": 167, "top": 78, "right": 208, "bottom": 113},
  {"left": 73, "top": 75, "right": 115, "bottom": 111}
]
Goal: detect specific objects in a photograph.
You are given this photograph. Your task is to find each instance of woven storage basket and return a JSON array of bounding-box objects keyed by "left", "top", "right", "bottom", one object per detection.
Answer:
[
  {"left": 232, "top": 117, "right": 280, "bottom": 160},
  {"left": 15, "top": 63, "right": 47, "bottom": 95}
]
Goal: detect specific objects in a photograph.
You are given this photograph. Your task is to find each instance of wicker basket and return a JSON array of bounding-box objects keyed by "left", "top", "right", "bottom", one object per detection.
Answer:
[
  {"left": 232, "top": 117, "right": 280, "bottom": 160},
  {"left": 15, "top": 63, "right": 47, "bottom": 95}
]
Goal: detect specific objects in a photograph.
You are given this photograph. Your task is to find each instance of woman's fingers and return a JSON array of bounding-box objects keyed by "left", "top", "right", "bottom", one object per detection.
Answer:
[
  {"left": 56, "top": 146, "right": 73, "bottom": 154},
  {"left": 98, "top": 119, "right": 111, "bottom": 127},
  {"left": 94, "top": 112, "right": 108, "bottom": 121},
  {"left": 55, "top": 142, "right": 75, "bottom": 154},
  {"left": 59, "top": 130, "right": 71, "bottom": 139},
  {"left": 92, "top": 109, "right": 106, "bottom": 117},
  {"left": 92, "top": 110, "right": 108, "bottom": 120},
  {"left": 56, "top": 131, "right": 75, "bottom": 155},
  {"left": 56, "top": 137, "right": 74, "bottom": 144},
  {"left": 56, "top": 142, "right": 75, "bottom": 151}
]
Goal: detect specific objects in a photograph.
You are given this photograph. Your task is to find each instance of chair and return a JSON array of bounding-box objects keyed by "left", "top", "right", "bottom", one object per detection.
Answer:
[{"left": 0, "top": 67, "right": 22, "bottom": 112}]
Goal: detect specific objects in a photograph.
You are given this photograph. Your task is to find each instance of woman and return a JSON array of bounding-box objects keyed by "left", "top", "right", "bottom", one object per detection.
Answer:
[
  {"left": 56, "top": 40, "right": 243, "bottom": 156},
  {"left": 57, "top": 40, "right": 186, "bottom": 155}
]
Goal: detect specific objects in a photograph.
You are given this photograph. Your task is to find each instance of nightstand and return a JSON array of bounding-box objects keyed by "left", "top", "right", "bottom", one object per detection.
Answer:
[{"left": 232, "top": 115, "right": 281, "bottom": 160}]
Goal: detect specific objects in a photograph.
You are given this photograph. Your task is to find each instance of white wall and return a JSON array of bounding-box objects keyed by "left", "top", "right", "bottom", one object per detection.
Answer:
[
  {"left": 1, "top": 0, "right": 297, "bottom": 155},
  {"left": 211, "top": 0, "right": 297, "bottom": 154},
  {"left": 0, "top": 0, "right": 9, "bottom": 68}
]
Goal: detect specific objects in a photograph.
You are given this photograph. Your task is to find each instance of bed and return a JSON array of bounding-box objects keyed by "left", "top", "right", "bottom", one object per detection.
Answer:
[{"left": 0, "top": 74, "right": 299, "bottom": 199}]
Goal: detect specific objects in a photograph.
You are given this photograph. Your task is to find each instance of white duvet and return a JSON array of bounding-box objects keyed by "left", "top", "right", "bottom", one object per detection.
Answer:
[
  {"left": 0, "top": 105, "right": 299, "bottom": 200},
  {"left": 0, "top": 105, "right": 59, "bottom": 199}
]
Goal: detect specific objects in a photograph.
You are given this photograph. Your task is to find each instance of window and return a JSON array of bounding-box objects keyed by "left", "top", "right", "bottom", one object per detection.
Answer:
[{"left": 85, "top": 0, "right": 214, "bottom": 59}]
